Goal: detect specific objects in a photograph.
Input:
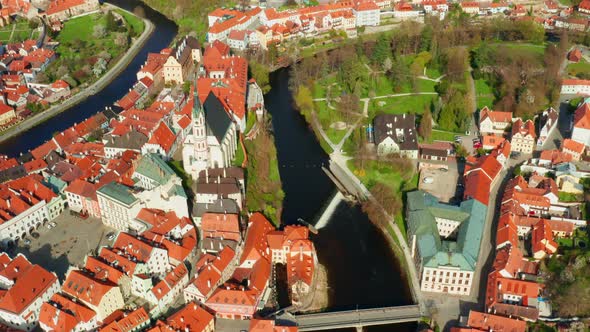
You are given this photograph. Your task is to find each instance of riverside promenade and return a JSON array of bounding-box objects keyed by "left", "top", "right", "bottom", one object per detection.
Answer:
[{"left": 0, "top": 5, "right": 155, "bottom": 144}]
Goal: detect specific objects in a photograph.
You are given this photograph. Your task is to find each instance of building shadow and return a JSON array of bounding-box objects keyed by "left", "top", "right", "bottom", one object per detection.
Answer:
[{"left": 13, "top": 243, "right": 71, "bottom": 281}]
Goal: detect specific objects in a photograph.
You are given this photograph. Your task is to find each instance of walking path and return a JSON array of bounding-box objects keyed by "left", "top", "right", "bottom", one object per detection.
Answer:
[{"left": 0, "top": 5, "right": 154, "bottom": 143}]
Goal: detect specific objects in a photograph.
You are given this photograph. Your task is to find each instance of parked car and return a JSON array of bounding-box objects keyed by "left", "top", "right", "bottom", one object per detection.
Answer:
[
  {"left": 46, "top": 223, "right": 54, "bottom": 229},
  {"left": 23, "top": 239, "right": 31, "bottom": 246},
  {"left": 423, "top": 177, "right": 434, "bottom": 184},
  {"left": 106, "top": 232, "right": 116, "bottom": 241},
  {"left": 439, "top": 168, "right": 448, "bottom": 172}
]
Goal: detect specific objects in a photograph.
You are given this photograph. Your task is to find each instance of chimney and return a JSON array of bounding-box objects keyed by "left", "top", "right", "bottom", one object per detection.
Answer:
[
  {"left": 207, "top": 279, "right": 211, "bottom": 288},
  {"left": 223, "top": 168, "right": 226, "bottom": 178}
]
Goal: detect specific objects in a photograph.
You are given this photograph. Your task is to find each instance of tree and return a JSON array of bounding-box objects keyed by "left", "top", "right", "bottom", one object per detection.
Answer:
[
  {"left": 93, "top": 24, "right": 107, "bottom": 38},
  {"left": 114, "top": 33, "right": 129, "bottom": 47},
  {"left": 133, "top": 6, "right": 146, "bottom": 18},
  {"left": 340, "top": 57, "right": 366, "bottom": 93},
  {"left": 182, "top": 81, "right": 191, "bottom": 94},
  {"left": 250, "top": 61, "right": 271, "bottom": 93},
  {"left": 293, "top": 85, "right": 313, "bottom": 118},
  {"left": 371, "top": 182, "right": 402, "bottom": 216},
  {"left": 105, "top": 10, "right": 118, "bottom": 32},
  {"left": 382, "top": 57, "right": 393, "bottom": 73},
  {"left": 267, "top": 43, "right": 279, "bottom": 65},
  {"left": 371, "top": 34, "right": 390, "bottom": 65},
  {"left": 419, "top": 108, "right": 433, "bottom": 141}
]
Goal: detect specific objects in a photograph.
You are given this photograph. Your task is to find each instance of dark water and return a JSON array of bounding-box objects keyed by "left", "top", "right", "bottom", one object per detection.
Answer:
[
  {"left": 0, "top": 0, "right": 415, "bottom": 328},
  {"left": 266, "top": 69, "right": 415, "bottom": 330},
  {"left": 0, "top": 0, "right": 178, "bottom": 156}
]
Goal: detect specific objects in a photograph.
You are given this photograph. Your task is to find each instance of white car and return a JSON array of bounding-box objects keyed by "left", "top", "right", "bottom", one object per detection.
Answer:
[
  {"left": 423, "top": 177, "right": 434, "bottom": 184},
  {"left": 46, "top": 223, "right": 54, "bottom": 229}
]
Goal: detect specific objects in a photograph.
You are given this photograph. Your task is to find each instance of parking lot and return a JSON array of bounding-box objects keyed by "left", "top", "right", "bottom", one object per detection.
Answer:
[
  {"left": 10, "top": 209, "right": 116, "bottom": 280},
  {"left": 419, "top": 167, "right": 460, "bottom": 203}
]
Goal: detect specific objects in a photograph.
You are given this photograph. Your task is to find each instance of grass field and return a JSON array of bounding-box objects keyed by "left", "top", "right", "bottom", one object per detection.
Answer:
[
  {"left": 567, "top": 59, "right": 590, "bottom": 79},
  {"left": 475, "top": 78, "right": 494, "bottom": 109},
  {"left": 59, "top": 14, "right": 105, "bottom": 43},
  {"left": 115, "top": 9, "right": 145, "bottom": 34},
  {"left": 430, "top": 130, "right": 458, "bottom": 142},
  {"left": 369, "top": 94, "right": 436, "bottom": 116},
  {"left": 0, "top": 21, "right": 36, "bottom": 43}
]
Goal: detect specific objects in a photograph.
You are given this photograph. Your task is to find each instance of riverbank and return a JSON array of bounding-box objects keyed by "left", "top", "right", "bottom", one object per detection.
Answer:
[{"left": 0, "top": 4, "right": 154, "bottom": 144}]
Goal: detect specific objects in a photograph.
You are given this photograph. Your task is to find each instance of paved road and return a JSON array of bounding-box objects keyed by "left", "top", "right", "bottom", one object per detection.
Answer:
[{"left": 0, "top": 6, "right": 154, "bottom": 143}]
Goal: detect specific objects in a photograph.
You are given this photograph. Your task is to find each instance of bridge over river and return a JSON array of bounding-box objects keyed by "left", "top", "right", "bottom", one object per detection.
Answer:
[{"left": 294, "top": 305, "right": 422, "bottom": 331}]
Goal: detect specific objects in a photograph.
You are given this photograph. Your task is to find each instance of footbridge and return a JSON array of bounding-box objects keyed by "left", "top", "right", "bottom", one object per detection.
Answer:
[{"left": 294, "top": 305, "right": 422, "bottom": 331}]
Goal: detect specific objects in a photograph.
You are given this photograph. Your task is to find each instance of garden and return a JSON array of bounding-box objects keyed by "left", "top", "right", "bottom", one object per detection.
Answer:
[{"left": 41, "top": 10, "right": 144, "bottom": 87}]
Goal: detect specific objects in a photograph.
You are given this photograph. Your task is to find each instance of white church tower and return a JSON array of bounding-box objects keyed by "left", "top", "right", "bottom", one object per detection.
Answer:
[{"left": 182, "top": 87, "right": 208, "bottom": 178}]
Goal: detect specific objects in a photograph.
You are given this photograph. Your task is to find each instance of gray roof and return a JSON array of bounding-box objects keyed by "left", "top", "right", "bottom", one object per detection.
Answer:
[
  {"left": 373, "top": 114, "right": 418, "bottom": 151},
  {"left": 104, "top": 131, "right": 148, "bottom": 150},
  {"left": 197, "top": 167, "right": 244, "bottom": 181},
  {"left": 193, "top": 199, "right": 240, "bottom": 218},
  {"left": 203, "top": 92, "right": 232, "bottom": 144},
  {"left": 134, "top": 153, "right": 176, "bottom": 186},
  {"left": 97, "top": 182, "right": 139, "bottom": 206},
  {"left": 406, "top": 190, "right": 487, "bottom": 271},
  {"left": 201, "top": 238, "right": 238, "bottom": 253}
]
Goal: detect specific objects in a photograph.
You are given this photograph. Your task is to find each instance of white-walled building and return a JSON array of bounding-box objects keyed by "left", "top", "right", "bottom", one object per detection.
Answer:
[
  {"left": 182, "top": 91, "right": 238, "bottom": 179},
  {"left": 479, "top": 107, "right": 513, "bottom": 135},
  {"left": 0, "top": 253, "right": 60, "bottom": 332},
  {"left": 406, "top": 191, "right": 487, "bottom": 296},
  {"left": 0, "top": 176, "right": 64, "bottom": 246},
  {"left": 511, "top": 119, "right": 536, "bottom": 154},
  {"left": 561, "top": 79, "right": 590, "bottom": 95},
  {"left": 572, "top": 102, "right": 590, "bottom": 147},
  {"left": 61, "top": 270, "right": 125, "bottom": 322}
]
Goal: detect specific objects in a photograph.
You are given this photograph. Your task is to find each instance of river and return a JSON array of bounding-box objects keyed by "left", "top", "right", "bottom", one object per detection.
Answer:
[
  {"left": 0, "top": 2, "right": 415, "bottom": 330},
  {"left": 0, "top": 0, "right": 178, "bottom": 156},
  {"left": 266, "top": 69, "right": 415, "bottom": 331}
]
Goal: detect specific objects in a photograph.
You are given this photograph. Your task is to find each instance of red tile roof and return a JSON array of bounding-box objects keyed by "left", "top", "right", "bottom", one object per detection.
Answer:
[
  {"left": 574, "top": 102, "right": 590, "bottom": 130},
  {"left": 23, "top": 158, "right": 47, "bottom": 173},
  {"left": 496, "top": 214, "right": 518, "bottom": 249},
  {"left": 512, "top": 118, "right": 536, "bottom": 139},
  {"left": 240, "top": 213, "right": 275, "bottom": 264},
  {"left": 467, "top": 311, "right": 526, "bottom": 332},
  {"left": 161, "top": 303, "right": 213, "bottom": 332},
  {"left": 562, "top": 138, "right": 585, "bottom": 154},
  {"left": 201, "top": 212, "right": 241, "bottom": 241},
  {"left": 480, "top": 106, "right": 513, "bottom": 124},
  {"left": 46, "top": 0, "right": 86, "bottom": 15},
  {"left": 249, "top": 319, "right": 299, "bottom": 331},
  {"left": 39, "top": 293, "right": 96, "bottom": 332},
  {"left": 62, "top": 270, "right": 117, "bottom": 307},
  {"left": 464, "top": 170, "right": 492, "bottom": 205},
  {"left": 0, "top": 255, "right": 57, "bottom": 315},
  {"left": 31, "top": 140, "right": 58, "bottom": 159},
  {"left": 147, "top": 122, "right": 176, "bottom": 153},
  {"left": 99, "top": 307, "right": 149, "bottom": 332},
  {"left": 532, "top": 219, "right": 558, "bottom": 256}
]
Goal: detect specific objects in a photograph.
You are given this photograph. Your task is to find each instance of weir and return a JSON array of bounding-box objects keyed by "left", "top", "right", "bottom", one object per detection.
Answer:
[{"left": 315, "top": 191, "right": 344, "bottom": 230}]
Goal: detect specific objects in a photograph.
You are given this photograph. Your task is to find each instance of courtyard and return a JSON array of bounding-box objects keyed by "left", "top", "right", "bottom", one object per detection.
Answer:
[
  {"left": 10, "top": 209, "right": 116, "bottom": 280},
  {"left": 418, "top": 166, "right": 460, "bottom": 203}
]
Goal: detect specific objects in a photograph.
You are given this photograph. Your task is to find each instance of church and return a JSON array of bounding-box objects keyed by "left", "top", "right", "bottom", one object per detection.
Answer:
[{"left": 182, "top": 88, "right": 238, "bottom": 178}]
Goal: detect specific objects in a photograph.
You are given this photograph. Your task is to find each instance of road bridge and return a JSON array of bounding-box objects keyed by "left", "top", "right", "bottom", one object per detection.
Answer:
[{"left": 295, "top": 305, "right": 422, "bottom": 331}]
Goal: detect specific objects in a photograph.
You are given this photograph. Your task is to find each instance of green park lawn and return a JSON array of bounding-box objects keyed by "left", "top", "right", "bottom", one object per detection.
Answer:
[
  {"left": 348, "top": 159, "right": 409, "bottom": 191},
  {"left": 115, "top": 9, "right": 144, "bottom": 34},
  {"left": 0, "top": 21, "right": 37, "bottom": 42},
  {"left": 430, "top": 129, "right": 459, "bottom": 142},
  {"left": 368, "top": 94, "right": 436, "bottom": 116},
  {"left": 567, "top": 60, "right": 590, "bottom": 79},
  {"left": 59, "top": 14, "right": 105, "bottom": 43},
  {"left": 475, "top": 78, "right": 494, "bottom": 109}
]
